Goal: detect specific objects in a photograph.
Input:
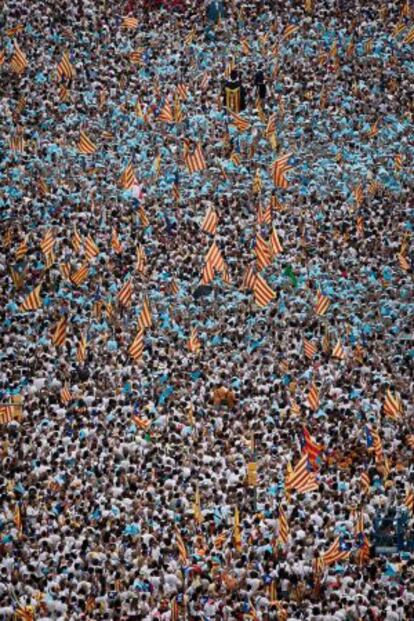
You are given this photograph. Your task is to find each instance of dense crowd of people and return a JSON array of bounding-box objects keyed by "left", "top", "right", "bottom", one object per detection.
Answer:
[{"left": 0, "top": 0, "right": 413, "bottom": 619}]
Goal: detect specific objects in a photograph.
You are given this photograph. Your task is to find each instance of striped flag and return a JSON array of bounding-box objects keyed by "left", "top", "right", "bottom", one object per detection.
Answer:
[
  {"left": 111, "top": 227, "right": 123, "bottom": 254},
  {"left": 0, "top": 50, "right": 4, "bottom": 66},
  {"left": 172, "top": 183, "right": 180, "bottom": 202},
  {"left": 10, "top": 42, "right": 28, "bottom": 74},
  {"left": 184, "top": 143, "right": 206, "bottom": 173},
  {"left": 285, "top": 453, "right": 318, "bottom": 493},
  {"left": 40, "top": 229, "right": 55, "bottom": 256},
  {"left": 175, "top": 527, "right": 189, "bottom": 564},
  {"left": 118, "top": 279, "right": 133, "bottom": 307},
  {"left": 323, "top": 537, "right": 350, "bottom": 566},
  {"left": 395, "top": 153, "right": 403, "bottom": 170},
  {"left": 361, "top": 472, "right": 370, "bottom": 494},
  {"left": 253, "top": 274, "right": 276, "bottom": 307},
  {"left": 307, "top": 383, "right": 320, "bottom": 411},
  {"left": 57, "top": 51, "right": 75, "bottom": 80},
  {"left": 271, "top": 153, "right": 293, "bottom": 189},
  {"left": 15, "top": 238, "right": 28, "bottom": 260},
  {"left": 201, "top": 207, "right": 218, "bottom": 235},
  {"left": 72, "top": 227, "right": 82, "bottom": 252},
  {"left": 119, "top": 162, "right": 137, "bottom": 189},
  {"left": 403, "top": 26, "right": 414, "bottom": 44},
  {"left": 370, "top": 428, "right": 383, "bottom": 463},
  {"left": 71, "top": 263, "right": 89, "bottom": 286},
  {"left": 252, "top": 169, "right": 263, "bottom": 194},
  {"left": 122, "top": 16, "right": 138, "bottom": 29},
  {"left": 383, "top": 389, "right": 403, "bottom": 421},
  {"left": 255, "top": 233, "right": 272, "bottom": 270},
  {"left": 171, "top": 598, "right": 179, "bottom": 621},
  {"left": 188, "top": 328, "right": 201, "bottom": 353},
  {"left": 129, "top": 329, "right": 144, "bottom": 361},
  {"left": 3, "top": 228, "right": 12, "bottom": 248},
  {"left": 278, "top": 506, "right": 289, "bottom": 544},
  {"left": 168, "top": 279, "right": 179, "bottom": 295},
  {"left": 193, "top": 485, "right": 203, "bottom": 524},
  {"left": 10, "top": 268, "right": 25, "bottom": 290},
  {"left": 366, "top": 120, "right": 379, "bottom": 138},
  {"left": 78, "top": 131, "right": 97, "bottom": 154},
  {"left": 19, "top": 285, "right": 42, "bottom": 312},
  {"left": 76, "top": 333, "right": 87, "bottom": 364},
  {"left": 9, "top": 135, "right": 25, "bottom": 152},
  {"left": 265, "top": 113, "right": 276, "bottom": 137},
  {"left": 138, "top": 296, "right": 152, "bottom": 329},
  {"left": 314, "top": 291, "right": 330, "bottom": 316},
  {"left": 353, "top": 184, "right": 363, "bottom": 205},
  {"left": 158, "top": 99, "right": 174, "bottom": 123},
  {"left": 52, "top": 316, "right": 68, "bottom": 347},
  {"left": 132, "top": 415, "right": 150, "bottom": 430},
  {"left": 60, "top": 262, "right": 71, "bottom": 281},
  {"left": 85, "top": 235, "right": 99, "bottom": 260},
  {"left": 406, "top": 435, "right": 414, "bottom": 450},
  {"left": 303, "top": 427, "right": 323, "bottom": 465},
  {"left": 242, "top": 265, "right": 257, "bottom": 290},
  {"left": 304, "top": 339, "right": 317, "bottom": 360},
  {"left": 173, "top": 95, "right": 183, "bottom": 123},
  {"left": 269, "top": 226, "right": 283, "bottom": 256},
  {"left": 184, "top": 27, "right": 196, "bottom": 45},
  {"left": 228, "top": 110, "right": 251, "bottom": 132},
  {"left": 0, "top": 405, "right": 14, "bottom": 424},
  {"left": 58, "top": 85, "right": 70, "bottom": 102},
  {"left": 332, "top": 339, "right": 345, "bottom": 360},
  {"left": 199, "top": 71, "right": 210, "bottom": 90},
  {"left": 397, "top": 253, "right": 410, "bottom": 271},
  {"left": 176, "top": 83, "right": 188, "bottom": 100},
  {"left": 405, "top": 487, "right": 414, "bottom": 514},
  {"left": 241, "top": 37, "right": 251, "bottom": 54},
  {"left": 205, "top": 242, "right": 225, "bottom": 272},
  {"left": 283, "top": 24, "right": 299, "bottom": 40},
  {"left": 233, "top": 507, "right": 242, "bottom": 551},
  {"left": 135, "top": 245, "right": 146, "bottom": 273},
  {"left": 6, "top": 24, "right": 24, "bottom": 36},
  {"left": 129, "top": 48, "right": 143, "bottom": 64}
]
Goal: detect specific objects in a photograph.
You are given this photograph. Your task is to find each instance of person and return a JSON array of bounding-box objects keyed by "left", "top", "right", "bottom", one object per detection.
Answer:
[
  {"left": 223, "top": 68, "right": 246, "bottom": 112},
  {"left": 254, "top": 67, "right": 267, "bottom": 103}
]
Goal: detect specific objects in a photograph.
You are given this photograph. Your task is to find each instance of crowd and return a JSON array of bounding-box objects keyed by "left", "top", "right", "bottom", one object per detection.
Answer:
[{"left": 0, "top": 0, "right": 413, "bottom": 619}]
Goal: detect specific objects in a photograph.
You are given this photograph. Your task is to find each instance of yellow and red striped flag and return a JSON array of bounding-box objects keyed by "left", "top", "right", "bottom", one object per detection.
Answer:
[
  {"left": 40, "top": 229, "right": 55, "bottom": 256},
  {"left": 6, "top": 24, "right": 24, "bottom": 36},
  {"left": 323, "top": 537, "right": 350, "bottom": 566},
  {"left": 71, "top": 263, "right": 89, "bottom": 286},
  {"left": 201, "top": 262, "right": 213, "bottom": 285},
  {"left": 255, "top": 233, "right": 272, "bottom": 270},
  {"left": 253, "top": 274, "right": 276, "bottom": 307},
  {"left": 158, "top": 99, "right": 174, "bottom": 123},
  {"left": 283, "top": 24, "right": 299, "bottom": 40},
  {"left": 205, "top": 242, "right": 225, "bottom": 272},
  {"left": 188, "top": 328, "right": 201, "bottom": 353},
  {"left": 15, "top": 238, "right": 28, "bottom": 260},
  {"left": 52, "top": 316, "right": 68, "bottom": 347},
  {"left": 403, "top": 26, "right": 414, "bottom": 44},
  {"left": 201, "top": 207, "right": 218, "bottom": 235},
  {"left": 129, "top": 48, "right": 143, "bottom": 64},
  {"left": 185, "top": 143, "right": 207, "bottom": 173},
  {"left": 314, "top": 291, "right": 331, "bottom": 316},
  {"left": 122, "top": 16, "right": 138, "bottom": 29},
  {"left": 265, "top": 113, "right": 276, "bottom": 137},
  {"left": 119, "top": 162, "right": 137, "bottom": 189},
  {"left": 307, "top": 382, "right": 320, "bottom": 411},
  {"left": 132, "top": 415, "right": 150, "bottom": 430},
  {"left": 135, "top": 245, "right": 146, "bottom": 273},
  {"left": 361, "top": 471, "right": 370, "bottom": 494},
  {"left": 176, "top": 83, "right": 188, "bottom": 100},
  {"left": 3, "top": 227, "right": 13, "bottom": 248},
  {"left": 19, "top": 285, "right": 42, "bottom": 312},
  {"left": 85, "top": 235, "right": 99, "bottom": 260},
  {"left": 405, "top": 487, "right": 414, "bottom": 514},
  {"left": 233, "top": 507, "right": 242, "bottom": 551},
  {"left": 173, "top": 95, "right": 183, "bottom": 123},
  {"left": 383, "top": 389, "right": 403, "bottom": 421},
  {"left": 118, "top": 279, "right": 133, "bottom": 307},
  {"left": 332, "top": 339, "right": 345, "bottom": 360},
  {"left": 0, "top": 50, "right": 5, "bottom": 66},
  {"left": 278, "top": 506, "right": 289, "bottom": 544},
  {"left": 269, "top": 226, "right": 283, "bottom": 256},
  {"left": 395, "top": 153, "right": 403, "bottom": 170},
  {"left": 229, "top": 110, "right": 251, "bottom": 132},
  {"left": 9, "top": 135, "right": 25, "bottom": 152},
  {"left": 353, "top": 184, "right": 364, "bottom": 205},
  {"left": 138, "top": 296, "right": 152, "bottom": 330},
  {"left": 76, "top": 333, "right": 87, "bottom": 364},
  {"left": 366, "top": 120, "right": 379, "bottom": 138},
  {"left": 111, "top": 227, "right": 123, "bottom": 254},
  {"left": 397, "top": 253, "right": 410, "bottom": 271},
  {"left": 78, "top": 131, "right": 97, "bottom": 154},
  {"left": 285, "top": 454, "right": 318, "bottom": 493},
  {"left": 271, "top": 153, "right": 293, "bottom": 189},
  {"left": 175, "top": 527, "right": 189, "bottom": 563},
  {"left": 129, "top": 329, "right": 144, "bottom": 361},
  {"left": 10, "top": 268, "right": 25, "bottom": 290},
  {"left": 72, "top": 227, "right": 82, "bottom": 252},
  {"left": 242, "top": 265, "right": 257, "bottom": 290},
  {"left": 60, "top": 262, "right": 71, "bottom": 281},
  {"left": 171, "top": 598, "right": 179, "bottom": 621},
  {"left": 10, "top": 42, "right": 28, "bottom": 74},
  {"left": 0, "top": 405, "right": 15, "bottom": 424},
  {"left": 304, "top": 339, "right": 317, "bottom": 360},
  {"left": 252, "top": 168, "right": 263, "bottom": 194},
  {"left": 57, "top": 51, "right": 75, "bottom": 80},
  {"left": 184, "top": 27, "right": 196, "bottom": 45}
]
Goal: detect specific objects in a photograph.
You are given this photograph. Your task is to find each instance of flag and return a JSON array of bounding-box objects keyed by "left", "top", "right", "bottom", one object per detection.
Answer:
[
  {"left": 233, "top": 507, "right": 242, "bottom": 551},
  {"left": 78, "top": 131, "right": 97, "bottom": 154},
  {"left": 199, "top": 71, "right": 210, "bottom": 90},
  {"left": 171, "top": 598, "right": 179, "bottom": 621},
  {"left": 85, "top": 235, "right": 99, "bottom": 260},
  {"left": 304, "top": 339, "right": 317, "bottom": 360},
  {"left": 332, "top": 339, "right": 345, "bottom": 360},
  {"left": 201, "top": 207, "right": 218, "bottom": 235},
  {"left": 241, "top": 37, "right": 250, "bottom": 54},
  {"left": 193, "top": 485, "right": 203, "bottom": 524},
  {"left": 253, "top": 274, "right": 276, "bottom": 307},
  {"left": 10, "top": 42, "right": 28, "bottom": 74},
  {"left": 395, "top": 153, "right": 403, "bottom": 170},
  {"left": 307, "top": 383, "right": 320, "bottom": 411},
  {"left": 353, "top": 184, "right": 363, "bottom": 205},
  {"left": 184, "top": 27, "right": 196, "bottom": 45},
  {"left": 57, "top": 51, "right": 75, "bottom": 80},
  {"left": 188, "top": 328, "right": 201, "bottom": 353},
  {"left": 138, "top": 296, "right": 152, "bottom": 329},
  {"left": 71, "top": 263, "right": 89, "bottom": 286},
  {"left": 135, "top": 245, "right": 146, "bottom": 273},
  {"left": 175, "top": 527, "right": 189, "bottom": 564},
  {"left": 185, "top": 143, "right": 206, "bottom": 173},
  {"left": 369, "top": 428, "right": 383, "bottom": 462},
  {"left": 405, "top": 487, "right": 414, "bottom": 514},
  {"left": 135, "top": 99, "right": 144, "bottom": 119},
  {"left": 3, "top": 228, "right": 13, "bottom": 248},
  {"left": 129, "top": 48, "right": 143, "bottom": 64},
  {"left": 72, "top": 227, "right": 82, "bottom": 252},
  {"left": 242, "top": 265, "right": 257, "bottom": 290},
  {"left": 15, "top": 238, "right": 28, "bottom": 260},
  {"left": 205, "top": 242, "right": 225, "bottom": 272},
  {"left": 397, "top": 253, "right": 410, "bottom": 271},
  {"left": 314, "top": 291, "right": 330, "bottom": 316},
  {"left": 6, "top": 24, "right": 24, "bottom": 36},
  {"left": 303, "top": 427, "right": 323, "bottom": 465},
  {"left": 278, "top": 506, "right": 289, "bottom": 544},
  {"left": 52, "top": 316, "right": 68, "bottom": 347},
  {"left": 9, "top": 268, "right": 25, "bottom": 290},
  {"left": 176, "top": 83, "right": 188, "bottom": 100},
  {"left": 403, "top": 26, "right": 414, "bottom": 44},
  {"left": 406, "top": 435, "right": 414, "bottom": 450},
  {"left": 118, "top": 279, "right": 133, "bottom": 307},
  {"left": 173, "top": 95, "right": 183, "bottom": 123},
  {"left": 228, "top": 110, "right": 251, "bottom": 132},
  {"left": 323, "top": 537, "right": 350, "bottom": 566},
  {"left": 13, "top": 504, "right": 23, "bottom": 533},
  {"left": 158, "top": 99, "right": 174, "bottom": 123},
  {"left": 361, "top": 472, "right": 370, "bottom": 494},
  {"left": 271, "top": 153, "right": 293, "bottom": 189},
  {"left": 119, "top": 162, "right": 137, "bottom": 189},
  {"left": 269, "top": 226, "right": 283, "bottom": 255},
  {"left": 383, "top": 389, "right": 403, "bottom": 421},
  {"left": 129, "top": 329, "right": 144, "bottom": 361},
  {"left": 139, "top": 207, "right": 150, "bottom": 227},
  {"left": 265, "top": 113, "right": 276, "bottom": 137},
  {"left": 0, "top": 405, "right": 14, "bottom": 424},
  {"left": 0, "top": 50, "right": 4, "bottom": 66},
  {"left": 367, "top": 120, "right": 379, "bottom": 138},
  {"left": 40, "top": 229, "right": 55, "bottom": 256},
  {"left": 283, "top": 24, "right": 299, "bottom": 40},
  {"left": 401, "top": 0, "right": 411, "bottom": 17},
  {"left": 122, "top": 16, "right": 138, "bottom": 29},
  {"left": 19, "top": 285, "right": 42, "bottom": 312},
  {"left": 252, "top": 169, "right": 262, "bottom": 194},
  {"left": 110, "top": 227, "right": 123, "bottom": 254},
  {"left": 9, "top": 135, "right": 25, "bottom": 151},
  {"left": 285, "top": 453, "right": 318, "bottom": 493},
  {"left": 255, "top": 233, "right": 272, "bottom": 270},
  {"left": 76, "top": 333, "right": 87, "bottom": 365}
]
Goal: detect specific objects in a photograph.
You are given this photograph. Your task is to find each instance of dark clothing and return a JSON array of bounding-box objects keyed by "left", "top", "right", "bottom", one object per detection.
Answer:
[{"left": 223, "top": 79, "right": 246, "bottom": 111}]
